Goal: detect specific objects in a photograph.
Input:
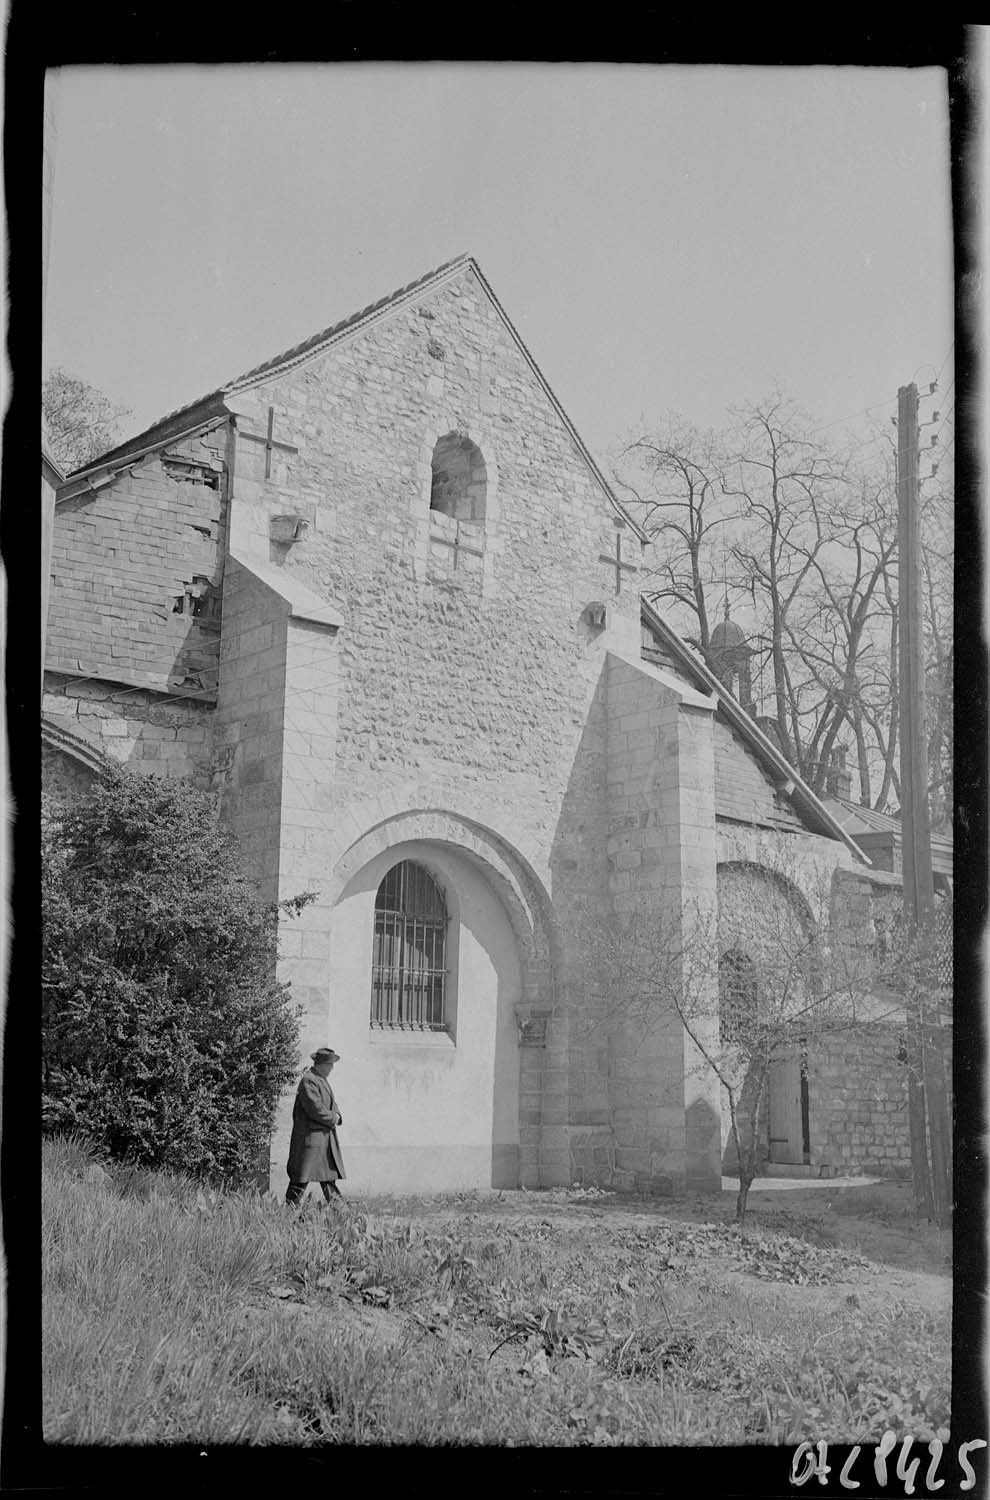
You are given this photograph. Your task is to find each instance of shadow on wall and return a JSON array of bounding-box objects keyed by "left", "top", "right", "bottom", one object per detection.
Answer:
[
  {"left": 42, "top": 738, "right": 102, "bottom": 804},
  {"left": 547, "top": 656, "right": 610, "bottom": 944},
  {"left": 720, "top": 1085, "right": 769, "bottom": 1176}
]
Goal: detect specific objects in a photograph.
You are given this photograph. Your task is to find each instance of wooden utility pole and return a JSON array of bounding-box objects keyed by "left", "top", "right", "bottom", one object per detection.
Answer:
[
  {"left": 898, "top": 384, "right": 934, "bottom": 926},
  {"left": 897, "top": 382, "right": 951, "bottom": 1225}
]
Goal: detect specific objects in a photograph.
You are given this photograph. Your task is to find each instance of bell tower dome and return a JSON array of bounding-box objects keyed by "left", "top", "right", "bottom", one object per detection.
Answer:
[{"left": 709, "top": 611, "right": 753, "bottom": 713}]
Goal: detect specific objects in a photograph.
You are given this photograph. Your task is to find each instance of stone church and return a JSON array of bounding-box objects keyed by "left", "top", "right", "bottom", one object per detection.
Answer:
[{"left": 42, "top": 255, "right": 912, "bottom": 1195}]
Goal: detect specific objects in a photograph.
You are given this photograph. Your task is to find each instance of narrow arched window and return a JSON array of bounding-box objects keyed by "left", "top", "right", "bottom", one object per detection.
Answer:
[
  {"left": 430, "top": 434, "right": 486, "bottom": 524},
  {"left": 719, "top": 948, "right": 757, "bottom": 1045},
  {"left": 371, "top": 861, "right": 448, "bottom": 1030}
]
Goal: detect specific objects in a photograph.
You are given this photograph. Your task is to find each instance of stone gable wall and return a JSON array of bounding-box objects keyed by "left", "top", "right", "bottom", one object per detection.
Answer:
[
  {"left": 225, "top": 267, "right": 643, "bottom": 835},
  {"left": 46, "top": 426, "right": 228, "bottom": 697}
]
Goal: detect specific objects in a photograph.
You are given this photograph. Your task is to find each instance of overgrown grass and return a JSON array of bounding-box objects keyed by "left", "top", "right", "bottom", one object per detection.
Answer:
[{"left": 43, "top": 1136, "right": 951, "bottom": 1446}]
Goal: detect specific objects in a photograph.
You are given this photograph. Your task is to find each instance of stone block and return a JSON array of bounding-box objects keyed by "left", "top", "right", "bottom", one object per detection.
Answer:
[
  {"left": 615, "top": 1148, "right": 650, "bottom": 1174},
  {"left": 538, "top": 1162, "right": 572, "bottom": 1187}
]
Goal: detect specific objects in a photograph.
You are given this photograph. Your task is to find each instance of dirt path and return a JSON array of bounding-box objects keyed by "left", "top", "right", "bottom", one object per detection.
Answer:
[{"left": 305, "top": 1184, "right": 947, "bottom": 1327}]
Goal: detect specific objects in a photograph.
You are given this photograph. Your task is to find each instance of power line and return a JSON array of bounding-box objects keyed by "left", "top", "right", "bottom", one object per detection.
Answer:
[
  {"left": 806, "top": 397, "right": 898, "bottom": 440},
  {"left": 45, "top": 672, "right": 219, "bottom": 714},
  {"left": 934, "top": 343, "right": 954, "bottom": 387}
]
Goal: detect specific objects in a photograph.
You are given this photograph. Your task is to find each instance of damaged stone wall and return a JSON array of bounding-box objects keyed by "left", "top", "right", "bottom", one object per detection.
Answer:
[{"left": 45, "top": 424, "right": 228, "bottom": 699}]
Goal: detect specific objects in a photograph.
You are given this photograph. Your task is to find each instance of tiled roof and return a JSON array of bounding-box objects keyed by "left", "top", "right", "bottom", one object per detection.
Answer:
[
  {"left": 829, "top": 796, "right": 953, "bottom": 850},
  {"left": 57, "top": 253, "right": 642, "bottom": 535},
  {"left": 831, "top": 798, "right": 902, "bottom": 835}
]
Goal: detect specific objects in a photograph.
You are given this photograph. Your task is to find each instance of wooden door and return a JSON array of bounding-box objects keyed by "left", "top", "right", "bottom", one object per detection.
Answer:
[{"left": 768, "top": 1046, "right": 804, "bottom": 1164}]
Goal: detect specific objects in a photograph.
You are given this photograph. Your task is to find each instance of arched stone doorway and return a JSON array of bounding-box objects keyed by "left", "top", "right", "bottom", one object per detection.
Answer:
[{"left": 323, "top": 815, "right": 555, "bottom": 1196}]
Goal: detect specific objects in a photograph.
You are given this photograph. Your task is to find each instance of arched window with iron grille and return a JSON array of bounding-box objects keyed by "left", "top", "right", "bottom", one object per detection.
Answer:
[
  {"left": 718, "top": 948, "right": 758, "bottom": 1045},
  {"left": 371, "top": 861, "right": 449, "bottom": 1030}
]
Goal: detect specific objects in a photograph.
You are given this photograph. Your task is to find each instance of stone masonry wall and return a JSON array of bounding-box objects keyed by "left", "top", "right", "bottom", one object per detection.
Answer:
[
  {"left": 713, "top": 718, "right": 805, "bottom": 833},
  {"left": 808, "top": 1029, "right": 911, "bottom": 1177},
  {"left": 225, "top": 265, "right": 643, "bottom": 823},
  {"left": 46, "top": 425, "right": 227, "bottom": 698},
  {"left": 211, "top": 557, "right": 343, "bottom": 1187},
  {"left": 211, "top": 562, "right": 291, "bottom": 901},
  {"left": 589, "top": 657, "right": 721, "bottom": 1194},
  {"left": 814, "top": 869, "right": 911, "bottom": 1175},
  {"left": 640, "top": 622, "right": 697, "bottom": 683},
  {"left": 43, "top": 672, "right": 214, "bottom": 791},
  {"left": 715, "top": 852, "right": 912, "bottom": 1176}
]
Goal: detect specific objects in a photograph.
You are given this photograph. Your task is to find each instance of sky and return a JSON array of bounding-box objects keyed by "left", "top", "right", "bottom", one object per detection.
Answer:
[{"left": 43, "top": 64, "right": 955, "bottom": 464}]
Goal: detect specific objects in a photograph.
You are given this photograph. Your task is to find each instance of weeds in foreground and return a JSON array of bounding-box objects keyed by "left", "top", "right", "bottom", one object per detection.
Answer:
[{"left": 43, "top": 1135, "right": 951, "bottom": 1446}]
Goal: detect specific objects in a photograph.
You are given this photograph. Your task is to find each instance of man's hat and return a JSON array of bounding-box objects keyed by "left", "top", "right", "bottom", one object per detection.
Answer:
[{"left": 311, "top": 1047, "right": 340, "bottom": 1063}]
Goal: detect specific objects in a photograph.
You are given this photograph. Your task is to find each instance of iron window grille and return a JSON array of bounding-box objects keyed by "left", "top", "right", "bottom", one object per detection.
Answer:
[
  {"left": 718, "top": 948, "right": 758, "bottom": 1045},
  {"left": 371, "top": 861, "right": 449, "bottom": 1030}
]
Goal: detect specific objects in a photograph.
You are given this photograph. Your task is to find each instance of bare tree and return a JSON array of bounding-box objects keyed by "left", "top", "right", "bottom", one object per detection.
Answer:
[
  {"left": 610, "top": 415, "right": 736, "bottom": 661},
  {"left": 613, "top": 393, "right": 953, "bottom": 822},
  {"left": 42, "top": 367, "right": 132, "bottom": 475},
  {"left": 578, "top": 861, "right": 896, "bottom": 1223},
  {"left": 781, "top": 461, "right": 898, "bottom": 805}
]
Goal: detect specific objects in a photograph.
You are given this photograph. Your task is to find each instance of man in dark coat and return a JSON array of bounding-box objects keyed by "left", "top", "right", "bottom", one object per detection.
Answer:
[{"left": 286, "top": 1048, "right": 346, "bottom": 1205}]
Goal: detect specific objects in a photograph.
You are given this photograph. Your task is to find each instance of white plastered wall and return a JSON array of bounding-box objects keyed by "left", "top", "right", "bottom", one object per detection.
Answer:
[{"left": 326, "top": 838, "right": 522, "bottom": 1195}]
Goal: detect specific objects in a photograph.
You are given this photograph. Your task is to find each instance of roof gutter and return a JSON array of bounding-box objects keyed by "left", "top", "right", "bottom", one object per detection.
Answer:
[{"left": 640, "top": 598, "right": 870, "bottom": 864}]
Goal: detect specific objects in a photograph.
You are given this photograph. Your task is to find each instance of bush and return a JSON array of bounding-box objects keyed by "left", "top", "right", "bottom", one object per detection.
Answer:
[{"left": 42, "top": 770, "right": 304, "bottom": 1181}]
